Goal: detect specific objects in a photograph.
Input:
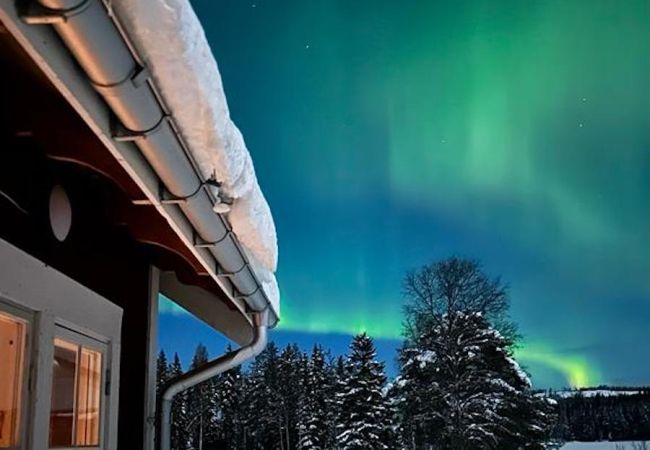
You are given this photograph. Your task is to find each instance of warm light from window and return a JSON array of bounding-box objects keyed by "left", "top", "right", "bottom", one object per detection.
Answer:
[
  {"left": 76, "top": 348, "right": 101, "bottom": 446},
  {"left": 0, "top": 312, "right": 26, "bottom": 449},
  {"left": 49, "top": 338, "right": 102, "bottom": 448}
]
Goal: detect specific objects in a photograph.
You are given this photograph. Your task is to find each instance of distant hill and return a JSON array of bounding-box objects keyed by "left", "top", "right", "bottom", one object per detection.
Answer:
[
  {"left": 548, "top": 386, "right": 650, "bottom": 399},
  {"left": 541, "top": 386, "right": 650, "bottom": 442}
]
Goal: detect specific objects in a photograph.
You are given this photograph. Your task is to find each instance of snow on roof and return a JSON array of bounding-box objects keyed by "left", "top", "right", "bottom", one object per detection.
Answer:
[{"left": 111, "top": 0, "right": 279, "bottom": 311}]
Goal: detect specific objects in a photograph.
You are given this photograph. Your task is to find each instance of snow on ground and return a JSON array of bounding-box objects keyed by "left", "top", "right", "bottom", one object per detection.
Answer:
[
  {"left": 561, "top": 442, "right": 649, "bottom": 449},
  {"left": 112, "top": 0, "right": 279, "bottom": 307},
  {"left": 553, "top": 389, "right": 644, "bottom": 399}
]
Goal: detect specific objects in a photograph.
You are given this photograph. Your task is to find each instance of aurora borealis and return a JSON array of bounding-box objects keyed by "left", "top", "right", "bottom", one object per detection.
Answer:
[{"left": 162, "top": 0, "right": 650, "bottom": 388}]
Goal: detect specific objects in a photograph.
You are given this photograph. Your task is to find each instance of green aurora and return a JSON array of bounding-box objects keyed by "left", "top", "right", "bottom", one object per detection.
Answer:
[
  {"left": 277, "top": 294, "right": 601, "bottom": 388},
  {"left": 186, "top": 0, "right": 650, "bottom": 388},
  {"left": 163, "top": 293, "right": 600, "bottom": 387}
]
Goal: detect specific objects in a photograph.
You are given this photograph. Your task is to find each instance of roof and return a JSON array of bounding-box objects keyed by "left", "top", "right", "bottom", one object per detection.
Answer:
[
  {"left": 0, "top": 0, "right": 280, "bottom": 330},
  {"left": 112, "top": 0, "right": 280, "bottom": 314}
]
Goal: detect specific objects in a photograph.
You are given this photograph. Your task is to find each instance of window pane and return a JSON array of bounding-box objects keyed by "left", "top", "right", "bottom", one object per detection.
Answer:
[
  {"left": 49, "top": 337, "right": 103, "bottom": 449},
  {"left": 49, "top": 339, "right": 78, "bottom": 447},
  {"left": 0, "top": 312, "right": 26, "bottom": 449},
  {"left": 76, "top": 348, "right": 101, "bottom": 446}
]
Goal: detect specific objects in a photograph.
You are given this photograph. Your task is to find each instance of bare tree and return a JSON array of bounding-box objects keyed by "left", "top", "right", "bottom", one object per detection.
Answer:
[{"left": 402, "top": 257, "right": 518, "bottom": 342}]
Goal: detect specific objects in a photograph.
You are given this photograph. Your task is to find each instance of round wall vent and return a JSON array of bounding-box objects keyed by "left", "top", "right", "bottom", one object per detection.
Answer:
[{"left": 49, "top": 185, "right": 72, "bottom": 242}]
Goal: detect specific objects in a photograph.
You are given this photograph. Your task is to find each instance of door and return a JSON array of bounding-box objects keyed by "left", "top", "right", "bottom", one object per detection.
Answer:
[
  {"left": 48, "top": 326, "right": 107, "bottom": 450},
  {"left": 0, "top": 303, "right": 30, "bottom": 450}
]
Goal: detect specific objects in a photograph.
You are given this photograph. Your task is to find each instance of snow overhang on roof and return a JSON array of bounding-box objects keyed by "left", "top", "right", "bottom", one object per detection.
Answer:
[
  {"left": 0, "top": 0, "right": 280, "bottom": 326},
  {"left": 111, "top": 0, "right": 280, "bottom": 315}
]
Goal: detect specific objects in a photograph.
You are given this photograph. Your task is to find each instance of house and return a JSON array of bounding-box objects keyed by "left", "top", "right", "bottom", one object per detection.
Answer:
[{"left": 0, "top": 1, "right": 280, "bottom": 449}]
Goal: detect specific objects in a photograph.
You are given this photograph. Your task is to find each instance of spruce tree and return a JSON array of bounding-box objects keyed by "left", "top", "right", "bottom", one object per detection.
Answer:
[
  {"left": 396, "top": 312, "right": 555, "bottom": 450},
  {"left": 169, "top": 353, "right": 189, "bottom": 450},
  {"left": 336, "top": 333, "right": 394, "bottom": 450},
  {"left": 245, "top": 342, "right": 282, "bottom": 449},
  {"left": 393, "top": 343, "right": 442, "bottom": 448},
  {"left": 215, "top": 345, "right": 245, "bottom": 449},
  {"left": 297, "top": 345, "right": 332, "bottom": 450},
  {"left": 186, "top": 344, "right": 218, "bottom": 450},
  {"left": 157, "top": 350, "right": 170, "bottom": 400},
  {"left": 277, "top": 344, "right": 305, "bottom": 450},
  {"left": 397, "top": 258, "right": 557, "bottom": 449},
  {"left": 331, "top": 356, "right": 348, "bottom": 447}
]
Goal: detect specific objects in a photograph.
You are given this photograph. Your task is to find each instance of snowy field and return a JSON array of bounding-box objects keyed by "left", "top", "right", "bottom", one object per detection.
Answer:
[
  {"left": 561, "top": 442, "right": 649, "bottom": 449},
  {"left": 552, "top": 389, "right": 644, "bottom": 399}
]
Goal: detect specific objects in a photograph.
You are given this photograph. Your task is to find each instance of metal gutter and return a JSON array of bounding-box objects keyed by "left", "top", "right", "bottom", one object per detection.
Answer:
[
  {"left": 0, "top": 2, "right": 248, "bottom": 326},
  {"left": 160, "top": 309, "right": 268, "bottom": 450},
  {"left": 14, "top": 0, "right": 276, "bottom": 322}
]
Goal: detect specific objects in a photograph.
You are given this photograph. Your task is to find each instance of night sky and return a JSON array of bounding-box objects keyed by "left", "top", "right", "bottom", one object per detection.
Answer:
[{"left": 159, "top": 0, "right": 650, "bottom": 388}]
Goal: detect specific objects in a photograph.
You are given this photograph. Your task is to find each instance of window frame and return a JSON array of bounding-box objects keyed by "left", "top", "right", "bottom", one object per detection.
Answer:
[
  {"left": 0, "top": 298, "right": 33, "bottom": 450},
  {"left": 0, "top": 238, "right": 122, "bottom": 450},
  {"left": 48, "top": 324, "right": 108, "bottom": 450}
]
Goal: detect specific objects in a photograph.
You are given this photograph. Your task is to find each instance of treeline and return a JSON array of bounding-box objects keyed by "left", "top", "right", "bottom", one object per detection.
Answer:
[
  {"left": 157, "top": 336, "right": 394, "bottom": 450},
  {"left": 551, "top": 389, "right": 650, "bottom": 442},
  {"left": 157, "top": 257, "right": 559, "bottom": 450}
]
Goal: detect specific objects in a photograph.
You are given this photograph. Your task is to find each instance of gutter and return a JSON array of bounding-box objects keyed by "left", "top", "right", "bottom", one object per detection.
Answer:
[
  {"left": 160, "top": 309, "right": 268, "bottom": 450},
  {"left": 18, "top": 0, "right": 275, "bottom": 321}
]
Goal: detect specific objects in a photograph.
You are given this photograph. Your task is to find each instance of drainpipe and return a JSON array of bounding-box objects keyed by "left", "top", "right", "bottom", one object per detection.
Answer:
[{"left": 160, "top": 309, "right": 269, "bottom": 450}]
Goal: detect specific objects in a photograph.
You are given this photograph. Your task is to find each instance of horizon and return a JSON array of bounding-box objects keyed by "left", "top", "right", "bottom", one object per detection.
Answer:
[{"left": 159, "top": 296, "right": 641, "bottom": 390}]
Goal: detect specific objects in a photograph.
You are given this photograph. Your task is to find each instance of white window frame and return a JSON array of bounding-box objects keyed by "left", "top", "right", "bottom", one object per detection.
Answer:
[
  {"left": 48, "top": 324, "right": 109, "bottom": 450},
  {"left": 0, "top": 298, "right": 34, "bottom": 450},
  {"left": 0, "top": 238, "right": 122, "bottom": 450}
]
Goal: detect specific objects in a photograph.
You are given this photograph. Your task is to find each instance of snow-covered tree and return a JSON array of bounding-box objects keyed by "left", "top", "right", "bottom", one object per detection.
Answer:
[
  {"left": 245, "top": 342, "right": 283, "bottom": 449},
  {"left": 186, "top": 344, "right": 218, "bottom": 450},
  {"left": 330, "top": 355, "right": 348, "bottom": 448},
  {"left": 215, "top": 345, "right": 245, "bottom": 449},
  {"left": 395, "top": 257, "right": 557, "bottom": 448},
  {"left": 169, "top": 353, "right": 190, "bottom": 450},
  {"left": 392, "top": 342, "right": 442, "bottom": 448},
  {"left": 297, "top": 345, "right": 333, "bottom": 450},
  {"left": 336, "top": 333, "right": 395, "bottom": 450},
  {"left": 395, "top": 312, "right": 555, "bottom": 450},
  {"left": 277, "top": 344, "right": 306, "bottom": 450}
]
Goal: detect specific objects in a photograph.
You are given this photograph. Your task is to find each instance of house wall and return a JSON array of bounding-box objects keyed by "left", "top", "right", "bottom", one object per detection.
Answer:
[
  {"left": 1, "top": 20, "right": 245, "bottom": 450},
  {"left": 0, "top": 138, "right": 157, "bottom": 450},
  {"left": 0, "top": 238, "right": 122, "bottom": 450}
]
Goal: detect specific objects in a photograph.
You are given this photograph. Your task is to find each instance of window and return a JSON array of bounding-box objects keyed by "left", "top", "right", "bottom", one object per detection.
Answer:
[
  {"left": 0, "top": 310, "right": 27, "bottom": 450},
  {"left": 49, "top": 337, "right": 103, "bottom": 448}
]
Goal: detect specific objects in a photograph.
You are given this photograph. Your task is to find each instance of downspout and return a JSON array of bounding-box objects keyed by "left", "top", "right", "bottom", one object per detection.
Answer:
[{"left": 160, "top": 309, "right": 269, "bottom": 450}]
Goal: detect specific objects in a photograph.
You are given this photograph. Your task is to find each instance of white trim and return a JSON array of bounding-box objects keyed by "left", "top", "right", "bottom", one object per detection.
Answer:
[
  {"left": 51, "top": 325, "right": 108, "bottom": 450},
  {"left": 142, "top": 266, "right": 159, "bottom": 450},
  {"left": 0, "top": 299, "right": 33, "bottom": 450}
]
